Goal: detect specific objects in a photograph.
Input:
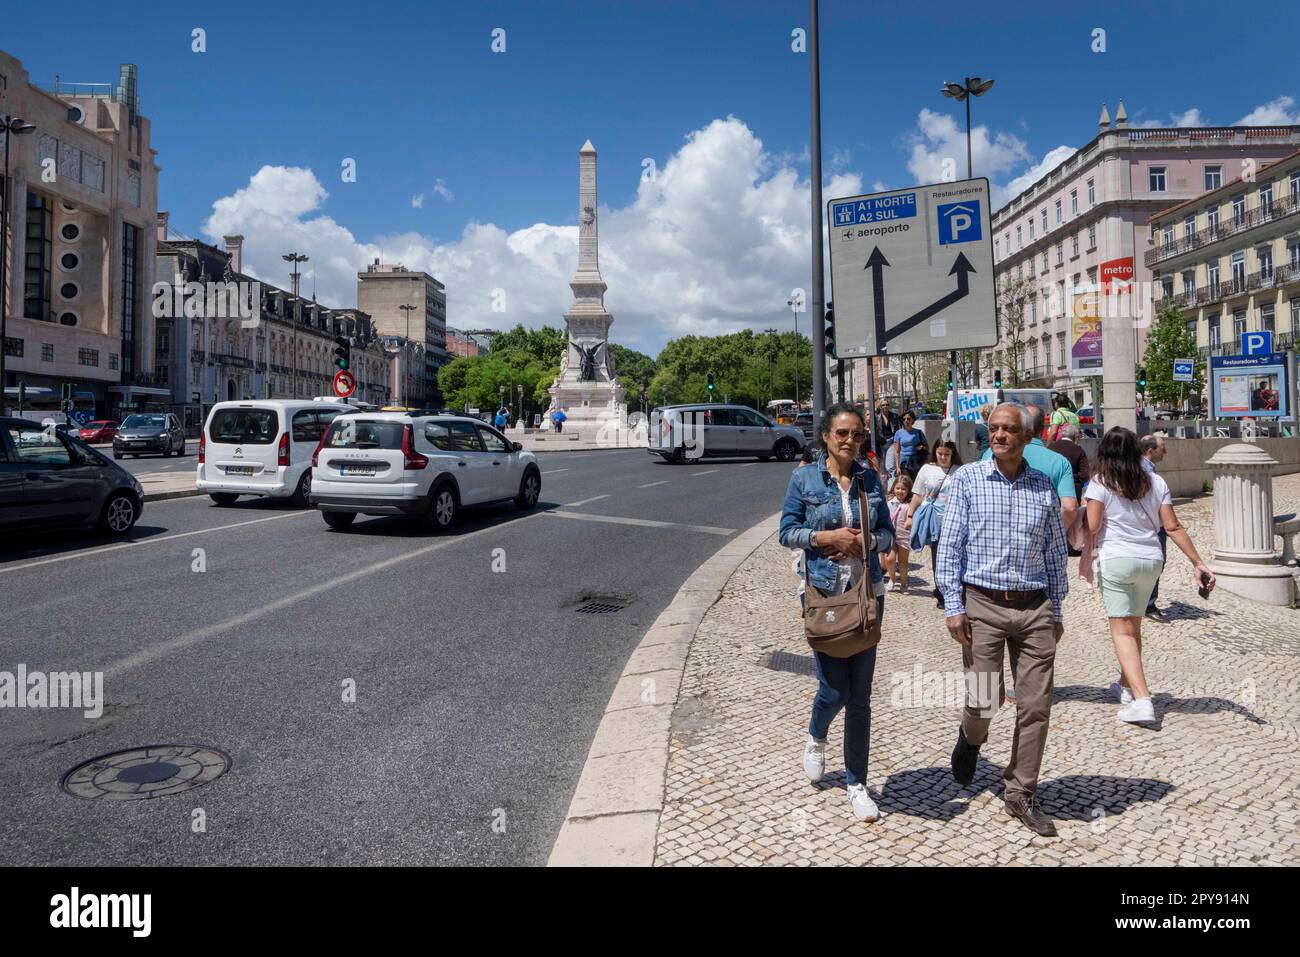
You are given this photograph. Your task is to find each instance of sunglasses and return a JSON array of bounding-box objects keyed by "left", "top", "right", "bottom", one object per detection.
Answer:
[{"left": 831, "top": 428, "right": 866, "bottom": 439}]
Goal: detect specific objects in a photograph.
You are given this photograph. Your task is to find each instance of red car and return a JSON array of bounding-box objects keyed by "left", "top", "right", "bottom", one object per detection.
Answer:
[{"left": 79, "top": 420, "right": 120, "bottom": 443}]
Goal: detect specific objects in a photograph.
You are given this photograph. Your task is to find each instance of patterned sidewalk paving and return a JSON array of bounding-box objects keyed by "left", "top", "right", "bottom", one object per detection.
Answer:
[{"left": 655, "top": 471, "right": 1300, "bottom": 866}]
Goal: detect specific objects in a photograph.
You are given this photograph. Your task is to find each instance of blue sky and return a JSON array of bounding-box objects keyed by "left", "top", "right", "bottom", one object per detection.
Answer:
[{"left": 6, "top": 0, "right": 1298, "bottom": 353}]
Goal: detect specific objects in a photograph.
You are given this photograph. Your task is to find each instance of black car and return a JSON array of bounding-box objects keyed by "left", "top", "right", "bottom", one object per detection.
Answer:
[
  {"left": 1, "top": 417, "right": 144, "bottom": 535},
  {"left": 113, "top": 412, "right": 187, "bottom": 459}
]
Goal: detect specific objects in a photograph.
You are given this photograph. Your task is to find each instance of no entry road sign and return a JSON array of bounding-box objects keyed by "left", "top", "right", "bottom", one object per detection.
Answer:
[
  {"left": 332, "top": 369, "right": 356, "bottom": 398},
  {"left": 827, "top": 177, "right": 997, "bottom": 357}
]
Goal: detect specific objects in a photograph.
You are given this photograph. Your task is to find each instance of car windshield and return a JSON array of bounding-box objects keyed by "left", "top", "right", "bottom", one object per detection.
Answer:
[
  {"left": 209, "top": 409, "right": 278, "bottom": 444},
  {"left": 326, "top": 419, "right": 405, "bottom": 450},
  {"left": 122, "top": 415, "right": 166, "bottom": 429}
]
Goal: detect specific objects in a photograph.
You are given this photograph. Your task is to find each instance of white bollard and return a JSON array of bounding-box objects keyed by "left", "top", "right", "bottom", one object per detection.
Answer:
[{"left": 1206, "top": 443, "right": 1295, "bottom": 606}]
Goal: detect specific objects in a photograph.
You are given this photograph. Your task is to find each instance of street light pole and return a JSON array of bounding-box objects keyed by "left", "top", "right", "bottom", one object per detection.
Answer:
[
  {"left": 282, "top": 252, "right": 308, "bottom": 398},
  {"left": 808, "top": 0, "right": 827, "bottom": 421},
  {"left": 399, "top": 302, "right": 417, "bottom": 406},
  {"left": 0, "top": 116, "right": 37, "bottom": 404},
  {"left": 787, "top": 298, "right": 802, "bottom": 408}
]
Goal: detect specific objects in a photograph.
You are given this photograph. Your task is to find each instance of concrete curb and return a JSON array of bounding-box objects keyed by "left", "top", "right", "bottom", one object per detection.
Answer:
[
  {"left": 546, "top": 510, "right": 782, "bottom": 867},
  {"left": 143, "top": 488, "right": 205, "bottom": 503}
]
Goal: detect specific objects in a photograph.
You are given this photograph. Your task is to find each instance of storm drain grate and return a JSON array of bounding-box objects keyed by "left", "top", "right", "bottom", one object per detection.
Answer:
[
  {"left": 762, "top": 650, "right": 818, "bottom": 677},
  {"left": 61, "top": 745, "right": 231, "bottom": 801},
  {"left": 576, "top": 600, "right": 629, "bottom": 615}
]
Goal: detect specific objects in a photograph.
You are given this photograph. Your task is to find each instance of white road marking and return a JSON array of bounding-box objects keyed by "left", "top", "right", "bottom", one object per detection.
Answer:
[
  {"left": 0, "top": 511, "right": 314, "bottom": 575},
  {"left": 541, "top": 468, "right": 570, "bottom": 475},
  {"left": 99, "top": 511, "right": 547, "bottom": 679},
  {"left": 545, "top": 510, "right": 734, "bottom": 536},
  {"left": 637, "top": 480, "right": 668, "bottom": 488},
  {"left": 561, "top": 494, "right": 609, "bottom": 507},
  {"left": 690, "top": 469, "right": 719, "bottom": 476}
]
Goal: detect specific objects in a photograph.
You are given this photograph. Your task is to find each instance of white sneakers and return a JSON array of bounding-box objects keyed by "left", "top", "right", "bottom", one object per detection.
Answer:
[
  {"left": 803, "top": 735, "right": 826, "bottom": 782},
  {"left": 847, "top": 783, "right": 881, "bottom": 822},
  {"left": 802, "top": 736, "right": 882, "bottom": 822},
  {"left": 1117, "top": 697, "right": 1157, "bottom": 724},
  {"left": 1109, "top": 680, "right": 1134, "bottom": 706}
]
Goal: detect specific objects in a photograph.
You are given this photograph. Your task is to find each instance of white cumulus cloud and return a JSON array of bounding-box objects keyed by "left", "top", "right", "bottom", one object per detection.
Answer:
[
  {"left": 200, "top": 118, "right": 861, "bottom": 355},
  {"left": 1236, "top": 96, "right": 1300, "bottom": 125}
]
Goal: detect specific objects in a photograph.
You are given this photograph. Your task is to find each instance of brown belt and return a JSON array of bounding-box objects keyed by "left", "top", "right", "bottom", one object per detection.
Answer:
[{"left": 964, "top": 583, "right": 1046, "bottom": 606}]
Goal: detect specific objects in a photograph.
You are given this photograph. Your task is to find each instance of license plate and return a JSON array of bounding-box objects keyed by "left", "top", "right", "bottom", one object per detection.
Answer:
[
  {"left": 226, "top": 465, "right": 255, "bottom": 476},
  {"left": 129, "top": 441, "right": 144, "bottom": 447},
  {"left": 340, "top": 465, "right": 376, "bottom": 477}
]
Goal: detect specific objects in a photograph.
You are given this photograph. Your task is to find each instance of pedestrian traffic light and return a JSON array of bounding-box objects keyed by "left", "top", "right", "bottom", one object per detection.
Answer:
[
  {"left": 824, "top": 301, "right": 836, "bottom": 358},
  {"left": 334, "top": 335, "right": 351, "bottom": 371},
  {"left": 1138, "top": 366, "right": 1147, "bottom": 397},
  {"left": 706, "top": 372, "right": 714, "bottom": 394},
  {"left": 947, "top": 370, "right": 955, "bottom": 393},
  {"left": 994, "top": 369, "right": 1002, "bottom": 389}
]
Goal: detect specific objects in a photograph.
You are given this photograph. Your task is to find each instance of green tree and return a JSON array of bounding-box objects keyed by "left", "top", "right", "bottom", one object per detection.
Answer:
[
  {"left": 1141, "top": 302, "right": 1204, "bottom": 410},
  {"left": 995, "top": 273, "right": 1037, "bottom": 386},
  {"left": 489, "top": 324, "right": 567, "bottom": 366},
  {"left": 609, "top": 344, "right": 657, "bottom": 411}
]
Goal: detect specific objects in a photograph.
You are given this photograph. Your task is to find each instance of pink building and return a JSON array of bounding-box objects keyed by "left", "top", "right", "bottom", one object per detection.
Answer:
[{"left": 989, "top": 102, "right": 1300, "bottom": 406}]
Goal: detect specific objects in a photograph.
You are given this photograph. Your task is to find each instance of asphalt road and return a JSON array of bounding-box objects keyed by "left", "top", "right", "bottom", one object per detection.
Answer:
[
  {"left": 0, "top": 448, "right": 795, "bottom": 865},
  {"left": 92, "top": 440, "right": 200, "bottom": 477}
]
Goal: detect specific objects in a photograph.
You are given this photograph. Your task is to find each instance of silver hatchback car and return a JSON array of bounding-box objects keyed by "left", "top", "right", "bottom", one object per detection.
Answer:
[{"left": 647, "top": 404, "right": 806, "bottom": 464}]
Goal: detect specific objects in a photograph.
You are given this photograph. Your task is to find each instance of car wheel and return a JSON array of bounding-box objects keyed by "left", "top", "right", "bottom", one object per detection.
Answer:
[
  {"left": 425, "top": 483, "right": 458, "bottom": 531},
  {"left": 291, "top": 469, "right": 312, "bottom": 506},
  {"left": 670, "top": 447, "right": 686, "bottom": 464},
  {"left": 322, "top": 511, "right": 356, "bottom": 530},
  {"left": 514, "top": 468, "right": 540, "bottom": 510},
  {"left": 775, "top": 438, "right": 799, "bottom": 462},
  {"left": 113, "top": 452, "right": 122, "bottom": 460},
  {"left": 97, "top": 493, "right": 139, "bottom": 536},
  {"left": 209, "top": 493, "right": 239, "bottom": 506}
]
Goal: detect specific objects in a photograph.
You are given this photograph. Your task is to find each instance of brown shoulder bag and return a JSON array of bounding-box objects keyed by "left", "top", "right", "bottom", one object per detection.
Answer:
[{"left": 802, "top": 487, "right": 881, "bottom": 658}]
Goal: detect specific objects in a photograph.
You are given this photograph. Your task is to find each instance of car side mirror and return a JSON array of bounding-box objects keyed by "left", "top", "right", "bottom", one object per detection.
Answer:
[{"left": 511, "top": 441, "right": 523, "bottom": 452}]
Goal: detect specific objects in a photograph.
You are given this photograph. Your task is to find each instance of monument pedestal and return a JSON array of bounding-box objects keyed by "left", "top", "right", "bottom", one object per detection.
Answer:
[{"left": 1207, "top": 443, "right": 1296, "bottom": 606}]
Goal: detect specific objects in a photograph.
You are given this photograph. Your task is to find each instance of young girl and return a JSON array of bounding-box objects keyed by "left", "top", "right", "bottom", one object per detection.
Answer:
[{"left": 882, "top": 474, "right": 913, "bottom": 592}]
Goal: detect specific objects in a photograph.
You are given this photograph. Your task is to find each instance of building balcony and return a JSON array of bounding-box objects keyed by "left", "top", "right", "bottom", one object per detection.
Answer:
[
  {"left": 190, "top": 349, "right": 207, "bottom": 364},
  {"left": 212, "top": 353, "right": 254, "bottom": 369},
  {"left": 1146, "top": 192, "right": 1300, "bottom": 266}
]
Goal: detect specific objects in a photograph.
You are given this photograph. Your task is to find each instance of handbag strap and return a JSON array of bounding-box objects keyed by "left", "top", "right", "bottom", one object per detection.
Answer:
[{"left": 801, "top": 477, "right": 875, "bottom": 596}]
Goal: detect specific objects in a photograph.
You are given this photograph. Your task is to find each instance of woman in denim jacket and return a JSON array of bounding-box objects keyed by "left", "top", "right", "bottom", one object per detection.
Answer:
[{"left": 779, "top": 403, "right": 895, "bottom": 822}]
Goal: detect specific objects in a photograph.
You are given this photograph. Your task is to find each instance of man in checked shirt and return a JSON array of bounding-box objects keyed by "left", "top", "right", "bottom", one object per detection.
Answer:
[{"left": 936, "top": 402, "right": 1068, "bottom": 837}]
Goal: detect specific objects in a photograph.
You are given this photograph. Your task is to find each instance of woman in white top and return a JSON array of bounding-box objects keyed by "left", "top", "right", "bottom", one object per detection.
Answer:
[
  {"left": 1084, "top": 427, "right": 1216, "bottom": 725},
  {"left": 901, "top": 440, "right": 962, "bottom": 608}
]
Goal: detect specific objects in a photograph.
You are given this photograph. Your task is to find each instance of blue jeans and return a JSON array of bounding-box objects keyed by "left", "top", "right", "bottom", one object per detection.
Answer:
[
  {"left": 1147, "top": 528, "right": 1168, "bottom": 609},
  {"left": 808, "top": 594, "right": 885, "bottom": 787}
]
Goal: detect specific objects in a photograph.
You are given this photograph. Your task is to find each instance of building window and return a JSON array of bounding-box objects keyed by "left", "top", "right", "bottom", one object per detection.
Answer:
[
  {"left": 1016, "top": 225, "right": 1022, "bottom": 248},
  {"left": 1290, "top": 240, "right": 1300, "bottom": 271},
  {"left": 1161, "top": 277, "right": 1174, "bottom": 299},
  {"left": 1055, "top": 242, "right": 1063, "bottom": 266},
  {"left": 1186, "top": 318, "right": 1197, "bottom": 343},
  {"left": 3, "top": 337, "right": 23, "bottom": 358},
  {"left": 1259, "top": 182, "right": 1274, "bottom": 218},
  {"left": 1029, "top": 299, "right": 1036, "bottom": 325},
  {"left": 156, "top": 331, "right": 169, "bottom": 356},
  {"left": 110, "top": 353, "right": 119, "bottom": 370},
  {"left": 1054, "top": 199, "right": 1062, "bottom": 223},
  {"left": 1040, "top": 252, "right": 1048, "bottom": 273},
  {"left": 1232, "top": 309, "right": 1247, "bottom": 344},
  {"left": 1070, "top": 190, "right": 1078, "bottom": 215},
  {"left": 78, "top": 347, "right": 99, "bottom": 367},
  {"left": 1232, "top": 194, "right": 1247, "bottom": 225},
  {"left": 1086, "top": 179, "right": 1095, "bottom": 206},
  {"left": 1259, "top": 245, "right": 1273, "bottom": 280},
  {"left": 1029, "top": 220, "right": 1035, "bottom": 242},
  {"left": 41, "top": 343, "right": 54, "bottom": 361},
  {"left": 1208, "top": 313, "right": 1221, "bottom": 348},
  {"left": 1291, "top": 299, "right": 1300, "bottom": 336},
  {"left": 1149, "top": 166, "right": 1167, "bottom": 192},
  {"left": 23, "top": 191, "right": 53, "bottom": 321},
  {"left": 154, "top": 364, "right": 168, "bottom": 384},
  {"left": 1040, "top": 209, "right": 1047, "bottom": 233},
  {"left": 1261, "top": 303, "right": 1275, "bottom": 333},
  {"left": 1205, "top": 165, "right": 1222, "bottom": 191},
  {"left": 994, "top": 238, "right": 1000, "bottom": 260},
  {"left": 1291, "top": 171, "right": 1300, "bottom": 200},
  {"left": 1057, "top": 334, "right": 1066, "bottom": 368},
  {"left": 1071, "top": 233, "right": 1079, "bottom": 257},
  {"left": 1162, "top": 225, "right": 1174, "bottom": 248},
  {"left": 1183, "top": 215, "right": 1196, "bottom": 240},
  {"left": 1231, "top": 250, "right": 1246, "bottom": 288},
  {"left": 121, "top": 223, "right": 139, "bottom": 378},
  {"left": 1181, "top": 270, "right": 1195, "bottom": 294},
  {"left": 1206, "top": 205, "right": 1220, "bottom": 237},
  {"left": 1207, "top": 261, "right": 1220, "bottom": 292}
]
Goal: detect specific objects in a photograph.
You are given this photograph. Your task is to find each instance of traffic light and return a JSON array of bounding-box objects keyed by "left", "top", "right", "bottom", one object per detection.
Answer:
[
  {"left": 334, "top": 335, "right": 351, "bottom": 371},
  {"left": 947, "top": 370, "right": 955, "bottom": 393},
  {"left": 1138, "top": 366, "right": 1147, "bottom": 397},
  {"left": 994, "top": 369, "right": 1002, "bottom": 389},
  {"left": 706, "top": 372, "right": 714, "bottom": 394},
  {"left": 824, "top": 301, "right": 836, "bottom": 358}
]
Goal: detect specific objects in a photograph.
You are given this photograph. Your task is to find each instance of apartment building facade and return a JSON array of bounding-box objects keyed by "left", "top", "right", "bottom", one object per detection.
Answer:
[
  {"left": 355, "top": 260, "right": 450, "bottom": 405},
  {"left": 1, "top": 51, "right": 161, "bottom": 419},
  {"left": 1147, "top": 149, "right": 1300, "bottom": 378},
  {"left": 154, "top": 228, "right": 390, "bottom": 429},
  {"left": 988, "top": 102, "right": 1300, "bottom": 406}
]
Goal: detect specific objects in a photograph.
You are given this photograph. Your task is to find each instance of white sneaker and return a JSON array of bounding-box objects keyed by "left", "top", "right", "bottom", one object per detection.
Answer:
[
  {"left": 1117, "top": 697, "right": 1156, "bottom": 724},
  {"left": 847, "top": 783, "right": 880, "bottom": 822},
  {"left": 1109, "top": 681, "right": 1134, "bottom": 706},
  {"left": 803, "top": 735, "right": 826, "bottom": 782},
  {"left": 885, "top": 581, "right": 897, "bottom": 592}
]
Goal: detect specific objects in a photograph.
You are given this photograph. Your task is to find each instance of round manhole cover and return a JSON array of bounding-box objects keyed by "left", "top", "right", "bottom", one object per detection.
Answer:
[{"left": 61, "top": 746, "right": 230, "bottom": 801}]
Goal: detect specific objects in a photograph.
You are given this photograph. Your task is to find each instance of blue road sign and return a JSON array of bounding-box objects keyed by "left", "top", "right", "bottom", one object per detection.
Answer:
[
  {"left": 1172, "top": 358, "right": 1194, "bottom": 382},
  {"left": 831, "top": 192, "right": 917, "bottom": 227},
  {"left": 936, "top": 200, "right": 982, "bottom": 245},
  {"left": 1242, "top": 331, "right": 1273, "bottom": 356}
]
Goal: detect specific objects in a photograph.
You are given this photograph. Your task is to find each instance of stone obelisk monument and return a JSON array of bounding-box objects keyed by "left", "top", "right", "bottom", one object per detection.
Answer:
[{"left": 546, "top": 140, "right": 627, "bottom": 433}]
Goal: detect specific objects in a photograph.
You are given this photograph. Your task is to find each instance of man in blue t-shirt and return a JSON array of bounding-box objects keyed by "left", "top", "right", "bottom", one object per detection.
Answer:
[{"left": 980, "top": 404, "right": 1077, "bottom": 531}]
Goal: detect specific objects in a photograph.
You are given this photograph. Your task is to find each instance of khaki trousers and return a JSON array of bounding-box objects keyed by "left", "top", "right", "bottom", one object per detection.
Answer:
[{"left": 960, "top": 588, "right": 1057, "bottom": 800}]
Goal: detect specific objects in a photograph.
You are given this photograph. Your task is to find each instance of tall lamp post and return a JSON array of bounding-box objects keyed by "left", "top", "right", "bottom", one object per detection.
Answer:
[
  {"left": 786, "top": 297, "right": 803, "bottom": 408},
  {"left": 399, "top": 302, "right": 417, "bottom": 406},
  {"left": 764, "top": 327, "right": 778, "bottom": 408},
  {"left": 0, "top": 115, "right": 37, "bottom": 403},
  {"left": 941, "top": 76, "right": 994, "bottom": 402},
  {"left": 282, "top": 252, "right": 309, "bottom": 398}
]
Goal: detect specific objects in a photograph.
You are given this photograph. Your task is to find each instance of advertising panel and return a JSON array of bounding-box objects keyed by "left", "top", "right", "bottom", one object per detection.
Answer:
[
  {"left": 1070, "top": 291, "right": 1104, "bottom": 375},
  {"left": 1210, "top": 353, "right": 1288, "bottom": 418}
]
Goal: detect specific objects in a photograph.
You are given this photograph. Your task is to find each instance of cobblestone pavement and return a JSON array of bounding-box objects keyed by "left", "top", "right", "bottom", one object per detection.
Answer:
[{"left": 655, "top": 472, "right": 1300, "bottom": 866}]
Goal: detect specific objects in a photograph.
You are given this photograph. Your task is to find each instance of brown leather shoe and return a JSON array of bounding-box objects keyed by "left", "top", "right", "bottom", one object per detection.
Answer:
[{"left": 1004, "top": 794, "right": 1057, "bottom": 837}]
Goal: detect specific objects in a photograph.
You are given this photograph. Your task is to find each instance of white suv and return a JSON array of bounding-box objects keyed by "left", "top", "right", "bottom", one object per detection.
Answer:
[
  {"left": 197, "top": 399, "right": 352, "bottom": 506},
  {"left": 308, "top": 412, "right": 541, "bottom": 531}
]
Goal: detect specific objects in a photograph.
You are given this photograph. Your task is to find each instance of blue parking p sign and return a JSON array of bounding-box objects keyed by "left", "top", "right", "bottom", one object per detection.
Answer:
[
  {"left": 1243, "top": 331, "right": 1273, "bottom": 356},
  {"left": 937, "top": 200, "right": 982, "bottom": 245}
]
